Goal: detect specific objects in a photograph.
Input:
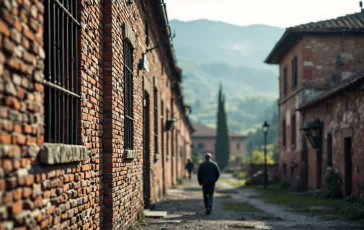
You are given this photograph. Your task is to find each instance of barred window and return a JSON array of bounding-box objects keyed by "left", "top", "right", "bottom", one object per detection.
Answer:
[
  {"left": 166, "top": 109, "right": 169, "bottom": 158},
  {"left": 44, "top": 0, "right": 80, "bottom": 144},
  {"left": 154, "top": 87, "right": 158, "bottom": 154},
  {"left": 124, "top": 41, "right": 134, "bottom": 150}
]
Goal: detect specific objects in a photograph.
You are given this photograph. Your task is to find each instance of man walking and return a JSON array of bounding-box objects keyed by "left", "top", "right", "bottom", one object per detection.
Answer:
[
  {"left": 185, "top": 159, "right": 194, "bottom": 180},
  {"left": 197, "top": 153, "right": 220, "bottom": 215}
]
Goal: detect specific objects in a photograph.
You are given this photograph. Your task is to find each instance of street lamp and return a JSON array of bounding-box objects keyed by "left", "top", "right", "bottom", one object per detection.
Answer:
[{"left": 262, "top": 121, "right": 270, "bottom": 189}]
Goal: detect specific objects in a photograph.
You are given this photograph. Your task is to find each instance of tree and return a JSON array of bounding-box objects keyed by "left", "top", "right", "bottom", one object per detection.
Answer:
[
  {"left": 215, "top": 84, "right": 230, "bottom": 170},
  {"left": 251, "top": 149, "right": 274, "bottom": 164}
]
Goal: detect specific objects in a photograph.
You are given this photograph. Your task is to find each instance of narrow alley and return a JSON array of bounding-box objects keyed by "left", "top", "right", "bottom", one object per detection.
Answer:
[{"left": 136, "top": 174, "right": 363, "bottom": 230}]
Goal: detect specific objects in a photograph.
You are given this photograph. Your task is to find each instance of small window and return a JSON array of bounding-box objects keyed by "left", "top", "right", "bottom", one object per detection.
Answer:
[
  {"left": 237, "top": 143, "right": 240, "bottom": 150},
  {"left": 290, "top": 165, "right": 294, "bottom": 176},
  {"left": 124, "top": 41, "right": 134, "bottom": 150},
  {"left": 292, "top": 56, "right": 298, "bottom": 89},
  {"left": 282, "top": 119, "right": 286, "bottom": 147},
  {"left": 283, "top": 67, "right": 288, "bottom": 96},
  {"left": 44, "top": 0, "right": 80, "bottom": 144}
]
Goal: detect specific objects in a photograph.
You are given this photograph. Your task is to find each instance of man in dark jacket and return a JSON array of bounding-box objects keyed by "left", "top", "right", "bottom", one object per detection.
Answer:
[
  {"left": 185, "top": 159, "right": 194, "bottom": 180},
  {"left": 197, "top": 153, "right": 220, "bottom": 215}
]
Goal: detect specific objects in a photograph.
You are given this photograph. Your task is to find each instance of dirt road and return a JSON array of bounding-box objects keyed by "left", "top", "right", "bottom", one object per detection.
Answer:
[{"left": 135, "top": 174, "right": 363, "bottom": 230}]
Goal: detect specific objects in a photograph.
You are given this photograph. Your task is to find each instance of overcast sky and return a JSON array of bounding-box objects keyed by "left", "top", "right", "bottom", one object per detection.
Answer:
[{"left": 164, "top": 0, "right": 361, "bottom": 28}]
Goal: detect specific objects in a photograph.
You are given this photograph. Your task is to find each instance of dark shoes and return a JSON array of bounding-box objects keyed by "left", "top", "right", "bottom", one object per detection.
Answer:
[{"left": 206, "top": 205, "right": 212, "bottom": 215}]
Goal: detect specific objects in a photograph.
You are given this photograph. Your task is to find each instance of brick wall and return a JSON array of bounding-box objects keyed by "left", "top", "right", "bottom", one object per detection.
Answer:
[
  {"left": 278, "top": 35, "right": 364, "bottom": 186},
  {"left": 0, "top": 0, "right": 193, "bottom": 229},
  {"left": 301, "top": 89, "right": 364, "bottom": 194}
]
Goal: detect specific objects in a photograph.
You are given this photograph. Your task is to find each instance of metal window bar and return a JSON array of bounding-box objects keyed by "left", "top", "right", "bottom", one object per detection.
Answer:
[
  {"left": 124, "top": 41, "right": 134, "bottom": 150},
  {"left": 154, "top": 88, "right": 158, "bottom": 154},
  {"left": 44, "top": 0, "right": 79, "bottom": 144},
  {"left": 166, "top": 109, "right": 169, "bottom": 157}
]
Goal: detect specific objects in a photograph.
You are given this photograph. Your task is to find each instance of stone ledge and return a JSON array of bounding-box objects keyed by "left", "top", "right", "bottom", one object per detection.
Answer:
[
  {"left": 40, "top": 143, "right": 89, "bottom": 165},
  {"left": 155, "top": 153, "right": 161, "bottom": 161},
  {"left": 124, "top": 149, "right": 137, "bottom": 159}
]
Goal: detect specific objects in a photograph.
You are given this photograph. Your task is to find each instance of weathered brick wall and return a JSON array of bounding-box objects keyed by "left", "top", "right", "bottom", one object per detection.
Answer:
[
  {"left": 279, "top": 96, "right": 302, "bottom": 183},
  {"left": 0, "top": 0, "right": 104, "bottom": 229},
  {"left": 301, "top": 89, "right": 364, "bottom": 194},
  {"left": 0, "top": 0, "right": 193, "bottom": 229},
  {"left": 301, "top": 36, "right": 364, "bottom": 87},
  {"left": 278, "top": 35, "right": 364, "bottom": 186}
]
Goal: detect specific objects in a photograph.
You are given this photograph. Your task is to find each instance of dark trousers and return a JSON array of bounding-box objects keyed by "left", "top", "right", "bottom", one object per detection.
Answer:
[
  {"left": 202, "top": 183, "right": 215, "bottom": 209},
  {"left": 187, "top": 170, "right": 192, "bottom": 180}
]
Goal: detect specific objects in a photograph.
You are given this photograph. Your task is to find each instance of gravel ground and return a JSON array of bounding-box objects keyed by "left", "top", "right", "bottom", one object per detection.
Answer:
[{"left": 134, "top": 174, "right": 364, "bottom": 230}]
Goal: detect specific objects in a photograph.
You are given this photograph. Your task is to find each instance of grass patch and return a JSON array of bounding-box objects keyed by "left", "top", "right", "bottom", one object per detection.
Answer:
[
  {"left": 177, "top": 178, "right": 185, "bottom": 186},
  {"left": 232, "top": 171, "right": 246, "bottom": 180},
  {"left": 247, "top": 184, "right": 348, "bottom": 218},
  {"left": 248, "top": 184, "right": 342, "bottom": 208},
  {"left": 219, "top": 178, "right": 246, "bottom": 187},
  {"left": 223, "top": 201, "right": 262, "bottom": 212}
]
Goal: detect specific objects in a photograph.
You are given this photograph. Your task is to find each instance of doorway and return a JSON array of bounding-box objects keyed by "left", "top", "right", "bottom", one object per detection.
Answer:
[
  {"left": 301, "top": 135, "right": 308, "bottom": 189},
  {"left": 316, "top": 149, "right": 322, "bottom": 189},
  {"left": 143, "top": 91, "right": 151, "bottom": 206},
  {"left": 344, "top": 137, "right": 353, "bottom": 196}
]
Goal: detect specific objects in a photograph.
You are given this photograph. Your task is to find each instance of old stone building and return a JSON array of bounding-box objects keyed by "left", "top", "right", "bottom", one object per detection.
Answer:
[
  {"left": 0, "top": 0, "right": 193, "bottom": 229},
  {"left": 192, "top": 123, "right": 246, "bottom": 163},
  {"left": 265, "top": 10, "right": 364, "bottom": 192},
  {"left": 298, "top": 74, "right": 364, "bottom": 195}
]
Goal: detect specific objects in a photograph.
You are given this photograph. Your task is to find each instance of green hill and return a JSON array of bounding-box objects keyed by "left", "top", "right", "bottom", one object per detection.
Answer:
[{"left": 170, "top": 19, "right": 284, "bottom": 133}]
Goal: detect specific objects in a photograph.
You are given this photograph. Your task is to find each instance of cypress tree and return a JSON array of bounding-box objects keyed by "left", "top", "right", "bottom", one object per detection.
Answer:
[{"left": 215, "top": 85, "right": 230, "bottom": 170}]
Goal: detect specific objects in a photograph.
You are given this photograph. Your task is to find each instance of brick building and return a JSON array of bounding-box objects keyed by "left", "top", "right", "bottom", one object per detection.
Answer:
[
  {"left": 298, "top": 75, "right": 364, "bottom": 196},
  {"left": 192, "top": 123, "right": 246, "bottom": 163},
  {"left": 0, "top": 0, "right": 193, "bottom": 229},
  {"left": 265, "top": 10, "right": 364, "bottom": 191}
]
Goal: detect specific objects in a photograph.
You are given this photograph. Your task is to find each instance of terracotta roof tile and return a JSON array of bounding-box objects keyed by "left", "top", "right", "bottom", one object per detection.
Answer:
[
  {"left": 289, "top": 12, "right": 364, "bottom": 31},
  {"left": 192, "top": 123, "right": 245, "bottom": 138}
]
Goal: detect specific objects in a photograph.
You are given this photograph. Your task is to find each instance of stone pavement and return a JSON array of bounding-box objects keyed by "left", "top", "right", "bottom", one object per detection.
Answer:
[{"left": 134, "top": 174, "right": 364, "bottom": 230}]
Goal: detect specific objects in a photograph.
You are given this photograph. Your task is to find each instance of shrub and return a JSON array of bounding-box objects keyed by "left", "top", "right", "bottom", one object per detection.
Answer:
[
  {"left": 280, "top": 182, "right": 290, "bottom": 189},
  {"left": 338, "top": 197, "right": 364, "bottom": 220},
  {"left": 322, "top": 167, "right": 342, "bottom": 198},
  {"left": 232, "top": 170, "right": 246, "bottom": 180}
]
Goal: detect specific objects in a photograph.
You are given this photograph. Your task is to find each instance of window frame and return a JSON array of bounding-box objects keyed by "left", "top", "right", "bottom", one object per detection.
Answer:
[
  {"left": 124, "top": 40, "right": 134, "bottom": 150},
  {"left": 154, "top": 87, "right": 158, "bottom": 155},
  {"left": 283, "top": 66, "right": 288, "bottom": 97},
  {"left": 292, "top": 56, "right": 298, "bottom": 89},
  {"left": 44, "top": 0, "right": 80, "bottom": 145}
]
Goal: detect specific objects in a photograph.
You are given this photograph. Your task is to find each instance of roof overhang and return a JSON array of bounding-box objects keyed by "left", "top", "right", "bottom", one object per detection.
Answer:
[
  {"left": 265, "top": 29, "right": 364, "bottom": 64},
  {"left": 298, "top": 74, "right": 364, "bottom": 111}
]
